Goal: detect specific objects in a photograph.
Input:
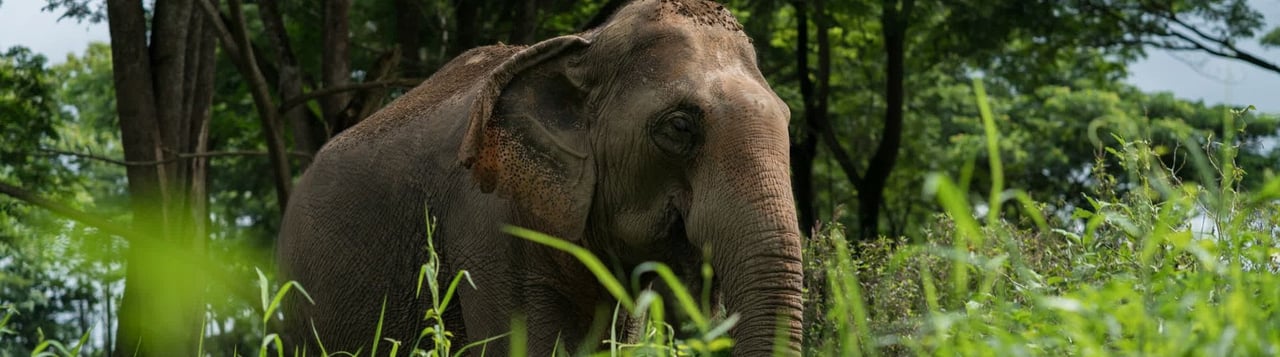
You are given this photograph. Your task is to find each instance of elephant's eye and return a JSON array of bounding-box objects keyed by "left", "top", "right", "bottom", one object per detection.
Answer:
[
  {"left": 671, "top": 116, "right": 690, "bottom": 131},
  {"left": 650, "top": 108, "right": 702, "bottom": 158}
]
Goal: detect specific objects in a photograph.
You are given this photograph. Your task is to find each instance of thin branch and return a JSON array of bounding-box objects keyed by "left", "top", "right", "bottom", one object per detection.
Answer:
[
  {"left": 1164, "top": 14, "right": 1230, "bottom": 48},
  {"left": 1098, "top": 2, "right": 1280, "bottom": 75},
  {"left": 1165, "top": 29, "right": 1235, "bottom": 58},
  {"left": 0, "top": 181, "right": 140, "bottom": 240},
  {"left": 197, "top": 0, "right": 244, "bottom": 67},
  {"left": 200, "top": 0, "right": 294, "bottom": 209},
  {"left": 278, "top": 78, "right": 423, "bottom": 114},
  {"left": 1164, "top": 17, "right": 1280, "bottom": 74},
  {"left": 36, "top": 148, "right": 313, "bottom": 166}
]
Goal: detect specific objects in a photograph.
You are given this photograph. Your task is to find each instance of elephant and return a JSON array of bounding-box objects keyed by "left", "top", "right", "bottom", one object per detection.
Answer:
[{"left": 276, "top": 0, "right": 803, "bottom": 355}]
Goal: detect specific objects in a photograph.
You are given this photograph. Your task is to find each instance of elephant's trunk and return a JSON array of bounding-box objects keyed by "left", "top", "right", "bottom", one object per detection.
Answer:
[{"left": 687, "top": 120, "right": 803, "bottom": 355}]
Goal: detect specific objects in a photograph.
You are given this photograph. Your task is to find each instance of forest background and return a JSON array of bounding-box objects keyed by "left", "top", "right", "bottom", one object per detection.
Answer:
[{"left": 1, "top": 0, "right": 1280, "bottom": 355}]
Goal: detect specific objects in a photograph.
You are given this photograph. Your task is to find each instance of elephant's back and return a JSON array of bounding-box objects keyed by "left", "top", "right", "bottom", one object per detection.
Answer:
[
  {"left": 279, "top": 43, "right": 529, "bottom": 251},
  {"left": 280, "top": 44, "right": 530, "bottom": 260},
  {"left": 278, "top": 44, "right": 533, "bottom": 278},
  {"left": 321, "top": 44, "right": 527, "bottom": 154}
]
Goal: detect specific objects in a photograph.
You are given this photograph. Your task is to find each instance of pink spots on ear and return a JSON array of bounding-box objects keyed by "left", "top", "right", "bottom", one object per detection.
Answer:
[{"left": 471, "top": 120, "right": 582, "bottom": 241}]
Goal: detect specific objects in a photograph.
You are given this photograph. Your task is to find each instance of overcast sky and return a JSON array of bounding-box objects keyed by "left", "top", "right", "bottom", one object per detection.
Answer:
[{"left": 1, "top": 0, "right": 1276, "bottom": 113}]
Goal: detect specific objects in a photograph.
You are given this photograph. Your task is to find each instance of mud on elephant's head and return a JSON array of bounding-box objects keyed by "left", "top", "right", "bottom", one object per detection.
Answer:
[{"left": 459, "top": 0, "right": 802, "bottom": 354}]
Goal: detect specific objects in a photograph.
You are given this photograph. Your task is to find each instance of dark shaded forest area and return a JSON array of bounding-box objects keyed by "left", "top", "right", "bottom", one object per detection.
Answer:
[{"left": 2, "top": 0, "right": 1279, "bottom": 355}]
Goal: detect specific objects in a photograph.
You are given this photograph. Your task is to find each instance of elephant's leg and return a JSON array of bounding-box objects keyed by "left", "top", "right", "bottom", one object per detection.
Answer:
[
  {"left": 520, "top": 278, "right": 602, "bottom": 355},
  {"left": 515, "top": 245, "right": 616, "bottom": 355},
  {"left": 452, "top": 272, "right": 513, "bottom": 353},
  {"left": 448, "top": 273, "right": 595, "bottom": 355},
  {"left": 439, "top": 292, "right": 468, "bottom": 349}
]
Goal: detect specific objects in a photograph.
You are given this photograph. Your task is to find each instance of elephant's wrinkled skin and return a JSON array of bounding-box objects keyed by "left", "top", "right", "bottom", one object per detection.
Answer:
[{"left": 277, "top": 0, "right": 803, "bottom": 355}]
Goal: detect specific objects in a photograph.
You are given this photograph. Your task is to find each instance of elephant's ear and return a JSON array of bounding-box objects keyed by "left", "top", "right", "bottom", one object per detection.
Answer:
[{"left": 459, "top": 35, "right": 595, "bottom": 242}]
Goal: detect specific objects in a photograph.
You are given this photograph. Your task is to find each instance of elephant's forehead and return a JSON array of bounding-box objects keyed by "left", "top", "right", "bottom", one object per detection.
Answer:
[
  {"left": 649, "top": 0, "right": 744, "bottom": 33},
  {"left": 591, "top": 0, "right": 752, "bottom": 61},
  {"left": 591, "top": 27, "right": 753, "bottom": 82},
  {"left": 606, "top": 0, "right": 746, "bottom": 34}
]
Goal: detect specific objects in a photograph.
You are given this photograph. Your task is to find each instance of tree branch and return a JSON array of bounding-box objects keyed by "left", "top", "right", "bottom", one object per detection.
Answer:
[
  {"left": 808, "top": 0, "right": 863, "bottom": 186},
  {"left": 1163, "top": 15, "right": 1280, "bottom": 74},
  {"left": 350, "top": 48, "right": 403, "bottom": 126},
  {"left": 36, "top": 148, "right": 313, "bottom": 166},
  {"left": 1090, "top": 1, "right": 1280, "bottom": 76},
  {"left": 0, "top": 181, "right": 140, "bottom": 240},
  {"left": 259, "top": 0, "right": 324, "bottom": 162},
  {"left": 199, "top": 0, "right": 294, "bottom": 209},
  {"left": 277, "top": 78, "right": 423, "bottom": 114},
  {"left": 857, "top": 0, "right": 914, "bottom": 239}
]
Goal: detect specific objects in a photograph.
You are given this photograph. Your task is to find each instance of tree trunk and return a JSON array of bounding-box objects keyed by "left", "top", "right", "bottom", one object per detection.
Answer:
[
  {"left": 792, "top": 134, "right": 818, "bottom": 236},
  {"left": 322, "top": 0, "right": 353, "bottom": 133},
  {"left": 791, "top": 0, "right": 819, "bottom": 237},
  {"left": 352, "top": 49, "right": 402, "bottom": 122},
  {"left": 859, "top": 0, "right": 912, "bottom": 240},
  {"left": 510, "top": 0, "right": 539, "bottom": 44},
  {"left": 187, "top": 8, "right": 216, "bottom": 257},
  {"left": 260, "top": 0, "right": 325, "bottom": 162},
  {"left": 106, "top": 0, "right": 215, "bottom": 355},
  {"left": 395, "top": 0, "right": 425, "bottom": 77},
  {"left": 150, "top": 0, "right": 193, "bottom": 224},
  {"left": 451, "top": 0, "right": 478, "bottom": 56},
  {"left": 199, "top": 0, "right": 294, "bottom": 210}
]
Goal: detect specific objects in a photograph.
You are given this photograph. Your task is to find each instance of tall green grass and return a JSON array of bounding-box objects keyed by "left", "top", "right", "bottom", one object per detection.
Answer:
[
  {"left": 801, "top": 80, "right": 1280, "bottom": 355},
  {"left": 14, "top": 80, "right": 1280, "bottom": 356}
]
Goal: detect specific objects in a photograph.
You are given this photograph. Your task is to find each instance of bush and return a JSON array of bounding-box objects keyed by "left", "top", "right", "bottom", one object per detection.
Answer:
[{"left": 798, "top": 84, "right": 1280, "bottom": 356}]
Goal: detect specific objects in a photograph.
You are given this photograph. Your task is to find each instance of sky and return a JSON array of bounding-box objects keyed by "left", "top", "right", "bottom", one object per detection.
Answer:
[
  {"left": 1124, "top": 0, "right": 1280, "bottom": 114},
  {"left": 0, "top": 0, "right": 1277, "bottom": 113}
]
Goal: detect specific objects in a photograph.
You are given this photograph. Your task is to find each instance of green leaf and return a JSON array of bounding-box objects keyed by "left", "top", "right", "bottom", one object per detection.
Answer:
[
  {"left": 1261, "top": 26, "right": 1280, "bottom": 48},
  {"left": 630, "top": 262, "right": 708, "bottom": 332}
]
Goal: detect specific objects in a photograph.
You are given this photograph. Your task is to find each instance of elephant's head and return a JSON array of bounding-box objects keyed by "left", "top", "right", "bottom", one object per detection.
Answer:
[{"left": 459, "top": 0, "right": 802, "bottom": 354}]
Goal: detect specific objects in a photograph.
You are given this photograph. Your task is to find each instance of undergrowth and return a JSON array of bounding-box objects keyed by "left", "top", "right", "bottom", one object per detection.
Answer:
[{"left": 12, "top": 80, "right": 1280, "bottom": 356}]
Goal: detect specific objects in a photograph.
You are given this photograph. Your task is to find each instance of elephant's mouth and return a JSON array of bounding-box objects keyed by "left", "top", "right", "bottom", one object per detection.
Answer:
[
  {"left": 611, "top": 200, "right": 693, "bottom": 266},
  {"left": 664, "top": 208, "right": 688, "bottom": 247},
  {"left": 659, "top": 203, "right": 701, "bottom": 270},
  {"left": 660, "top": 199, "right": 690, "bottom": 245}
]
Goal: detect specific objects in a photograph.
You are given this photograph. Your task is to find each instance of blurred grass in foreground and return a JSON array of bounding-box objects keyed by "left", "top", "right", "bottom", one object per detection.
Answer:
[{"left": 8, "top": 80, "right": 1280, "bottom": 356}]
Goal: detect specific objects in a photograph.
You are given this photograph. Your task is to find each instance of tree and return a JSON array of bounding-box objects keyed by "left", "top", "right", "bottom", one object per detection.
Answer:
[
  {"left": 775, "top": 0, "right": 1276, "bottom": 240},
  {"left": 103, "top": 0, "right": 219, "bottom": 354},
  {"left": 259, "top": 0, "right": 324, "bottom": 165},
  {"left": 1079, "top": 0, "right": 1280, "bottom": 75},
  {"left": 0, "top": 46, "right": 98, "bottom": 354}
]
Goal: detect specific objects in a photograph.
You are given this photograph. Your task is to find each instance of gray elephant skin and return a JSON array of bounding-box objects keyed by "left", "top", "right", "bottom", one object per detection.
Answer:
[{"left": 277, "top": 0, "right": 803, "bottom": 355}]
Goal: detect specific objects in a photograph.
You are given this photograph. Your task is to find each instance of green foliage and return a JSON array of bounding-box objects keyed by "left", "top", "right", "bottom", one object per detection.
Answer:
[
  {"left": 0, "top": 45, "right": 125, "bottom": 355},
  {"left": 0, "top": 303, "right": 91, "bottom": 357},
  {"left": 413, "top": 209, "right": 490, "bottom": 357},
  {"left": 3, "top": 1, "right": 1280, "bottom": 355},
  {"left": 800, "top": 83, "right": 1280, "bottom": 355},
  {"left": 0, "top": 46, "right": 63, "bottom": 187},
  {"left": 8, "top": 73, "right": 1280, "bottom": 357},
  {"left": 1263, "top": 26, "right": 1280, "bottom": 48}
]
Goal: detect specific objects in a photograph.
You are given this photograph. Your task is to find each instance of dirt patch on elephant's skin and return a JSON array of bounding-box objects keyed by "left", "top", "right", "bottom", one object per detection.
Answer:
[{"left": 652, "top": 0, "right": 744, "bottom": 33}]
